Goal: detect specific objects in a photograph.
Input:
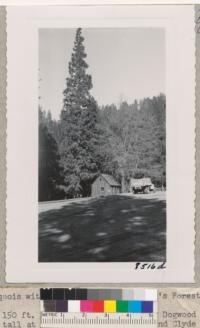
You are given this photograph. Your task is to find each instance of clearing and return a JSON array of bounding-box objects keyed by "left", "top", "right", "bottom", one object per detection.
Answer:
[{"left": 39, "top": 191, "right": 166, "bottom": 262}]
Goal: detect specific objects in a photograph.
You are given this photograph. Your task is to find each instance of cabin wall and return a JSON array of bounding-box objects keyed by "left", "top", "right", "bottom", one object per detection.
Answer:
[{"left": 91, "top": 176, "right": 120, "bottom": 197}]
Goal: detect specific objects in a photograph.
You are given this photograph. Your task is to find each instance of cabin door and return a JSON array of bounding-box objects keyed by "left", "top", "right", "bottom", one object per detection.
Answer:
[{"left": 100, "top": 186, "right": 105, "bottom": 196}]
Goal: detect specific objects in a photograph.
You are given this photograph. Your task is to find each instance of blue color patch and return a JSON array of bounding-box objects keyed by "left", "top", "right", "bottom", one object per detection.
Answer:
[
  {"left": 141, "top": 301, "right": 153, "bottom": 313},
  {"left": 128, "top": 301, "right": 142, "bottom": 313}
]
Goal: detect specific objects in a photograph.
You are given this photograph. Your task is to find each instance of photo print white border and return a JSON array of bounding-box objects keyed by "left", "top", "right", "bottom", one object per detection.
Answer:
[{"left": 6, "top": 5, "right": 195, "bottom": 283}]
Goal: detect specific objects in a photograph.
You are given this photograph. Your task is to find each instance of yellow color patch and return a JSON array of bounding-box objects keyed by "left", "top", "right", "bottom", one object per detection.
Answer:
[{"left": 104, "top": 300, "right": 116, "bottom": 313}]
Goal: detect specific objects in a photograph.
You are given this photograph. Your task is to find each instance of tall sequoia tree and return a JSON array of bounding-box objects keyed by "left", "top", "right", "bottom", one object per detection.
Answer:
[{"left": 60, "top": 28, "right": 102, "bottom": 197}]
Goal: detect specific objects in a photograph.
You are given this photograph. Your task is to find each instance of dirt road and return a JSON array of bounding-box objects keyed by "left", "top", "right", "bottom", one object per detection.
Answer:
[{"left": 39, "top": 192, "right": 166, "bottom": 262}]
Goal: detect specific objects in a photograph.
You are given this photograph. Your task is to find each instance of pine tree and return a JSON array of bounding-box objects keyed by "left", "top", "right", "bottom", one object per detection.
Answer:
[{"left": 60, "top": 28, "right": 101, "bottom": 197}]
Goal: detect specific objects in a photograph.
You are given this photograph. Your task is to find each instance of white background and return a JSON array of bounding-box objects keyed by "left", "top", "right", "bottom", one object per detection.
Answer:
[
  {"left": 6, "top": 5, "right": 195, "bottom": 283},
  {"left": 1, "top": 1, "right": 200, "bottom": 5}
]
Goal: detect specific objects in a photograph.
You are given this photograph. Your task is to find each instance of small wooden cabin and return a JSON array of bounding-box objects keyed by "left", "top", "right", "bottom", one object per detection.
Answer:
[{"left": 91, "top": 174, "right": 121, "bottom": 197}]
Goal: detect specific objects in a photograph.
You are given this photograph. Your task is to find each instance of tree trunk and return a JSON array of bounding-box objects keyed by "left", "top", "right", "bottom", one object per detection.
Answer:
[{"left": 121, "top": 168, "right": 126, "bottom": 193}]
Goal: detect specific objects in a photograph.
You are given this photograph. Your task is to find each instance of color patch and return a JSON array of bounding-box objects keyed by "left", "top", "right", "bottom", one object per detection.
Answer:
[
  {"left": 43, "top": 300, "right": 56, "bottom": 312},
  {"left": 142, "top": 301, "right": 153, "bottom": 313},
  {"left": 56, "top": 300, "right": 68, "bottom": 312},
  {"left": 145, "top": 289, "right": 157, "bottom": 301},
  {"left": 40, "top": 289, "right": 53, "bottom": 300},
  {"left": 116, "top": 301, "right": 128, "bottom": 313},
  {"left": 104, "top": 300, "right": 116, "bottom": 313},
  {"left": 128, "top": 301, "right": 142, "bottom": 313},
  {"left": 53, "top": 289, "right": 65, "bottom": 300},
  {"left": 92, "top": 301, "right": 104, "bottom": 312},
  {"left": 122, "top": 289, "right": 134, "bottom": 300},
  {"left": 98, "top": 290, "right": 111, "bottom": 300},
  {"left": 133, "top": 289, "right": 146, "bottom": 300},
  {"left": 68, "top": 301, "right": 80, "bottom": 313},
  {"left": 87, "top": 289, "right": 99, "bottom": 300},
  {"left": 76, "top": 289, "right": 88, "bottom": 300},
  {"left": 64, "top": 289, "right": 76, "bottom": 300},
  {"left": 80, "top": 300, "right": 93, "bottom": 312},
  {"left": 110, "top": 289, "right": 122, "bottom": 300}
]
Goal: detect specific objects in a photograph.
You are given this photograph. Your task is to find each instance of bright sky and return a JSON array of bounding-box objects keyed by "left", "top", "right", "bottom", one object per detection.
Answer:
[{"left": 39, "top": 28, "right": 165, "bottom": 119}]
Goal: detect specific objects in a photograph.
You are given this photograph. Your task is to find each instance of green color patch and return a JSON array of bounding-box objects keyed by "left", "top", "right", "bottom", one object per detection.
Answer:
[{"left": 116, "top": 301, "right": 128, "bottom": 313}]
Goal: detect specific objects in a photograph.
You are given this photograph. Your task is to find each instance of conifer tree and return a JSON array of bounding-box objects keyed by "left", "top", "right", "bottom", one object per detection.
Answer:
[
  {"left": 39, "top": 112, "right": 64, "bottom": 201},
  {"left": 60, "top": 28, "right": 102, "bottom": 197}
]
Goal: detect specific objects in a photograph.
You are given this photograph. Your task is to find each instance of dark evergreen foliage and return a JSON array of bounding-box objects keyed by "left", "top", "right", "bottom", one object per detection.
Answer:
[{"left": 39, "top": 110, "right": 65, "bottom": 201}]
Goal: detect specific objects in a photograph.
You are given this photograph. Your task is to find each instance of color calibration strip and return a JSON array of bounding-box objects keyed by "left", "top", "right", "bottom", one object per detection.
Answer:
[
  {"left": 40, "top": 289, "right": 157, "bottom": 314},
  {"left": 40, "top": 288, "right": 157, "bottom": 301},
  {"left": 41, "top": 299, "right": 154, "bottom": 313}
]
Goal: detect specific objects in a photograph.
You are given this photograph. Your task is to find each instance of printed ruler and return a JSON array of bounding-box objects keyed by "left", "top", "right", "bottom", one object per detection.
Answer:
[{"left": 41, "top": 312, "right": 157, "bottom": 327}]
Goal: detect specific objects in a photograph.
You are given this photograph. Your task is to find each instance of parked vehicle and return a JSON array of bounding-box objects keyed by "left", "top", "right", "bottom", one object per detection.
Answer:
[{"left": 130, "top": 177, "right": 155, "bottom": 194}]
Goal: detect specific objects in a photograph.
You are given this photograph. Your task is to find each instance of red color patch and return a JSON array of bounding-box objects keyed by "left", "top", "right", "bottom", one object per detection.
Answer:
[{"left": 92, "top": 301, "right": 104, "bottom": 312}]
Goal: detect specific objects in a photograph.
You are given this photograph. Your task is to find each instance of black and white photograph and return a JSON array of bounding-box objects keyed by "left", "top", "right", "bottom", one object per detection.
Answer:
[
  {"left": 38, "top": 27, "right": 166, "bottom": 263},
  {"left": 6, "top": 5, "right": 195, "bottom": 283}
]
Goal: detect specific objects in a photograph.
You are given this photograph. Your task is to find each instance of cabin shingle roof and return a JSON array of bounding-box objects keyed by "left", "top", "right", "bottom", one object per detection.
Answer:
[{"left": 101, "top": 174, "right": 121, "bottom": 187}]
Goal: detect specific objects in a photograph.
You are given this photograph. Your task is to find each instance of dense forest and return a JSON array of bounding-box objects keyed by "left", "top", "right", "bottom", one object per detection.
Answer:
[{"left": 39, "top": 28, "right": 166, "bottom": 201}]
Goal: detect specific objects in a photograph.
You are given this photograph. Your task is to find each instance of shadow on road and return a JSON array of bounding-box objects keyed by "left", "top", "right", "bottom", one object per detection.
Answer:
[{"left": 39, "top": 195, "right": 166, "bottom": 262}]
